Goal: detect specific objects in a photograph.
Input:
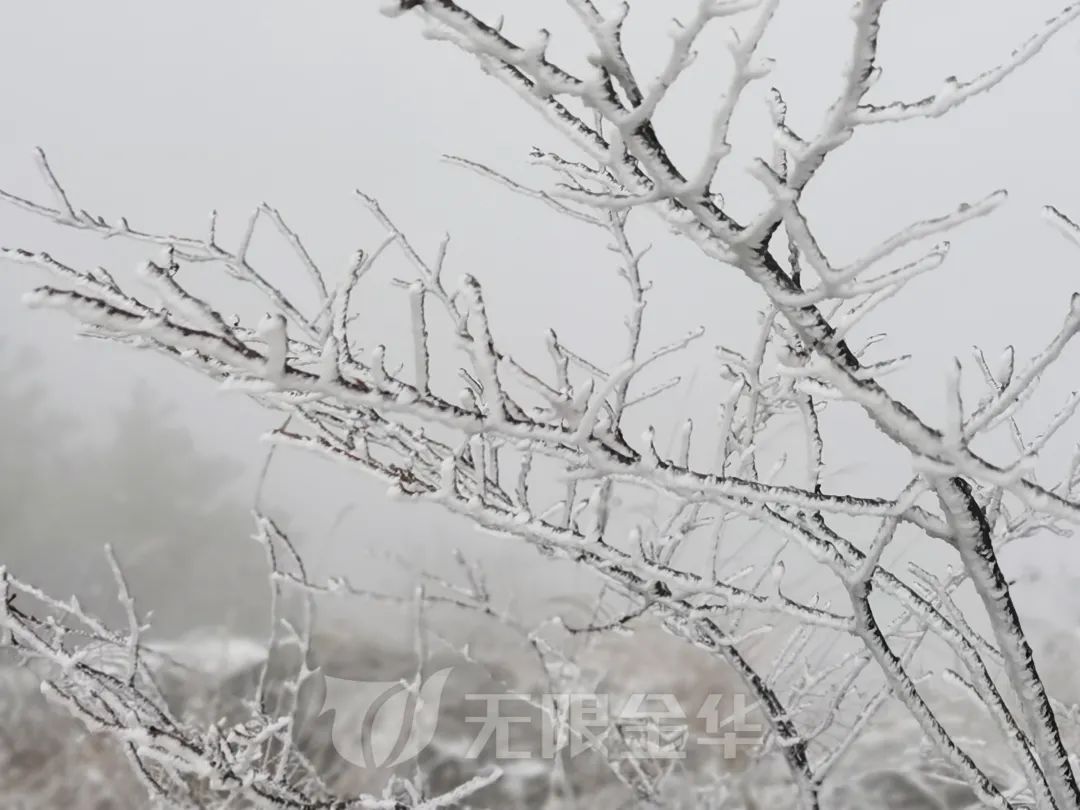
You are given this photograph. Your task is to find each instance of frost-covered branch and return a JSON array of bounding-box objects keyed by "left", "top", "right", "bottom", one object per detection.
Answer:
[{"left": 7, "top": 1, "right": 1080, "bottom": 806}]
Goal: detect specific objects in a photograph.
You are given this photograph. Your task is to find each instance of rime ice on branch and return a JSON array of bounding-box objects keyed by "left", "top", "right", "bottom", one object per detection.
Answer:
[{"left": 5, "top": 1, "right": 1080, "bottom": 808}]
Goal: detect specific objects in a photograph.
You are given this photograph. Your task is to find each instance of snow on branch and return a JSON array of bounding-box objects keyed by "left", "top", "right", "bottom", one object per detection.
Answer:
[
  {"left": 6, "top": 2, "right": 1080, "bottom": 808},
  {"left": 853, "top": 3, "right": 1080, "bottom": 124},
  {"left": 0, "top": 552, "right": 501, "bottom": 808}
]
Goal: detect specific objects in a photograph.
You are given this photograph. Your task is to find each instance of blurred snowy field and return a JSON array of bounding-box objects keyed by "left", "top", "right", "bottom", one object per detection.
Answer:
[{"left": 5, "top": 619, "right": 1076, "bottom": 809}]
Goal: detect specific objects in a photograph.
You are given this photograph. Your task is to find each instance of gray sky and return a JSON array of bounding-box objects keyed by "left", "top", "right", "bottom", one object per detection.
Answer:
[{"left": 2, "top": 0, "right": 1080, "bottom": 629}]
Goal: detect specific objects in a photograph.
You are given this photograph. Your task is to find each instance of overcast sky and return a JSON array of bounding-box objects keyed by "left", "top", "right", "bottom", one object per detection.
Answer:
[{"left": 2, "top": 0, "right": 1079, "bottom": 631}]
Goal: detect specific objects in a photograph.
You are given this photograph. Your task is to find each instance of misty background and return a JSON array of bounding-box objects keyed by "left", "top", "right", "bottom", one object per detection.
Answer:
[{"left": 1, "top": 0, "right": 1080, "bottom": 649}]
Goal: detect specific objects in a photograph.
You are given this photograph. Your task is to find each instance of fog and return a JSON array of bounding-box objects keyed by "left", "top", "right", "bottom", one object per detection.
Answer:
[{"left": 2, "top": 0, "right": 1079, "bottom": 641}]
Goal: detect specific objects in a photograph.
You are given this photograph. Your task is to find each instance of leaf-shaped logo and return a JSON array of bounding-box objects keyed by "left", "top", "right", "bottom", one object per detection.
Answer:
[{"left": 322, "top": 667, "right": 453, "bottom": 770}]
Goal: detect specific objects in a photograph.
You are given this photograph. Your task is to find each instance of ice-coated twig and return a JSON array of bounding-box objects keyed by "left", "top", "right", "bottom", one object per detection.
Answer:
[
  {"left": 1045, "top": 204, "right": 1080, "bottom": 248},
  {"left": 934, "top": 476, "right": 1080, "bottom": 810},
  {"left": 854, "top": 3, "right": 1080, "bottom": 124},
  {"left": 443, "top": 154, "right": 604, "bottom": 225},
  {"left": 7, "top": 2, "right": 1080, "bottom": 806}
]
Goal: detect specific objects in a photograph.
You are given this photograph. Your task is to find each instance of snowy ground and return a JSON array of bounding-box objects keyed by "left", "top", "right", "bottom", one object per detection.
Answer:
[{"left": 3, "top": 622, "right": 1063, "bottom": 809}]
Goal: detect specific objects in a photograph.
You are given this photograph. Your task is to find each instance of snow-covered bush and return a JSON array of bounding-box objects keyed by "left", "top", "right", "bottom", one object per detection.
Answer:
[{"left": 5, "top": 1, "right": 1080, "bottom": 807}]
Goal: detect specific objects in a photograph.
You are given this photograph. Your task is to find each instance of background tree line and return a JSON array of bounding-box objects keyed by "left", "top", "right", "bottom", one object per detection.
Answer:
[{"left": 0, "top": 338, "right": 270, "bottom": 639}]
